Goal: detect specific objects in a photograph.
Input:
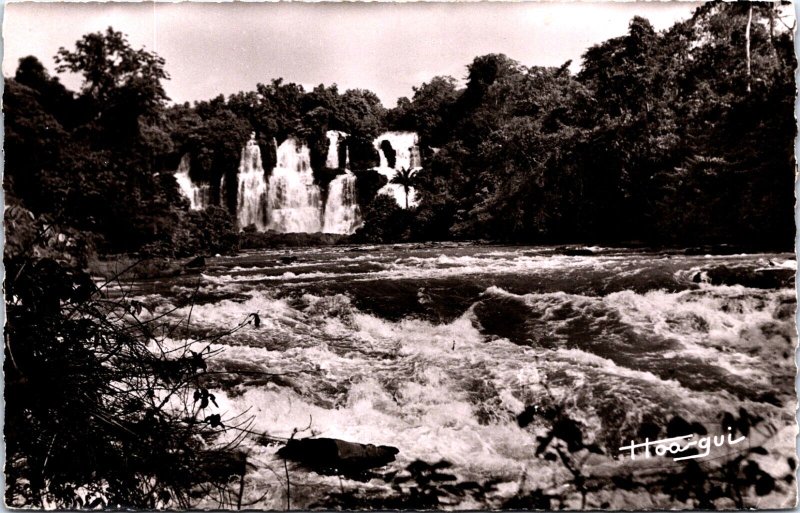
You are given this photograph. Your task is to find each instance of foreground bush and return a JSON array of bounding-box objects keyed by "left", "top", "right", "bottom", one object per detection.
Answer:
[{"left": 4, "top": 206, "right": 243, "bottom": 508}]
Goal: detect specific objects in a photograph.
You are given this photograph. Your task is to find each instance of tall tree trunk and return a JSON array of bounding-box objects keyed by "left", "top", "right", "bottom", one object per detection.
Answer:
[
  {"left": 766, "top": 4, "right": 780, "bottom": 64},
  {"left": 745, "top": 4, "right": 753, "bottom": 93}
]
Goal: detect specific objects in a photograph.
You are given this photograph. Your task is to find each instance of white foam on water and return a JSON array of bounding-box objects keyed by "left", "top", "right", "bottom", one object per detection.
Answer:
[
  {"left": 196, "top": 253, "right": 632, "bottom": 287},
  {"left": 116, "top": 246, "right": 796, "bottom": 508},
  {"left": 153, "top": 304, "right": 581, "bottom": 506},
  {"left": 483, "top": 282, "right": 794, "bottom": 381},
  {"left": 605, "top": 287, "right": 795, "bottom": 376},
  {"left": 551, "top": 347, "right": 683, "bottom": 389},
  {"left": 212, "top": 316, "right": 563, "bottom": 495}
]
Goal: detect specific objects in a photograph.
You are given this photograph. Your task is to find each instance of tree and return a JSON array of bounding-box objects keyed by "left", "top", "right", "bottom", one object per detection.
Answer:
[
  {"left": 462, "top": 53, "right": 521, "bottom": 108},
  {"left": 180, "top": 103, "right": 252, "bottom": 211},
  {"left": 648, "top": 2, "right": 796, "bottom": 246},
  {"left": 14, "top": 56, "right": 79, "bottom": 127},
  {"left": 354, "top": 194, "right": 411, "bottom": 243},
  {"left": 5, "top": 29, "right": 201, "bottom": 252},
  {"left": 337, "top": 88, "right": 386, "bottom": 139},
  {"left": 55, "top": 27, "right": 168, "bottom": 110},
  {"left": 3, "top": 78, "right": 69, "bottom": 211},
  {"left": 390, "top": 168, "right": 417, "bottom": 209},
  {"left": 55, "top": 27, "right": 170, "bottom": 148},
  {"left": 388, "top": 76, "right": 460, "bottom": 147}
]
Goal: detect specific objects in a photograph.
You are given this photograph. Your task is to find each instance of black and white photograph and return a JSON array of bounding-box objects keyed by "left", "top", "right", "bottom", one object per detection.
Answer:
[{"left": 2, "top": 1, "right": 798, "bottom": 510}]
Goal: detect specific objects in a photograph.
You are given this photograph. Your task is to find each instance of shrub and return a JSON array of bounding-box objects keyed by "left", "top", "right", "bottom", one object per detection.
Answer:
[
  {"left": 141, "top": 205, "right": 239, "bottom": 258},
  {"left": 352, "top": 194, "right": 412, "bottom": 243},
  {"left": 4, "top": 206, "right": 244, "bottom": 508}
]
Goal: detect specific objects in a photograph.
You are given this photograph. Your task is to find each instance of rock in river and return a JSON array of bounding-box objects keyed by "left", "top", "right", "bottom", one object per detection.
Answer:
[
  {"left": 702, "top": 265, "right": 794, "bottom": 289},
  {"left": 277, "top": 437, "right": 399, "bottom": 477},
  {"left": 185, "top": 255, "right": 206, "bottom": 269}
]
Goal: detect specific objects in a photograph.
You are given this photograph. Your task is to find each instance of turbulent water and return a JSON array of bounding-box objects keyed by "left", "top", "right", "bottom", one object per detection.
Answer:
[{"left": 121, "top": 244, "right": 797, "bottom": 509}]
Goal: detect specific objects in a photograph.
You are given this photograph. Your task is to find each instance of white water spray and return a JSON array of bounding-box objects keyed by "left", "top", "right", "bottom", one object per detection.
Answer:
[
  {"left": 373, "top": 131, "right": 422, "bottom": 208},
  {"left": 267, "top": 138, "right": 323, "bottom": 233},
  {"left": 325, "top": 130, "right": 346, "bottom": 169},
  {"left": 232, "top": 130, "right": 364, "bottom": 234},
  {"left": 237, "top": 133, "right": 269, "bottom": 230},
  {"left": 323, "top": 130, "right": 362, "bottom": 233},
  {"left": 174, "top": 154, "right": 211, "bottom": 210}
]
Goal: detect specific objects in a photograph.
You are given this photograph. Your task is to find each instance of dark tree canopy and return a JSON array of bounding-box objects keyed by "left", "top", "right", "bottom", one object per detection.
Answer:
[
  {"left": 4, "top": 2, "right": 796, "bottom": 251},
  {"left": 55, "top": 27, "right": 169, "bottom": 109}
]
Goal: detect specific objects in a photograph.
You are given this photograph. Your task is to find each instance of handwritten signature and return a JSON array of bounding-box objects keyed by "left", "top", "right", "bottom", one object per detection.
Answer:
[{"left": 618, "top": 427, "right": 746, "bottom": 462}]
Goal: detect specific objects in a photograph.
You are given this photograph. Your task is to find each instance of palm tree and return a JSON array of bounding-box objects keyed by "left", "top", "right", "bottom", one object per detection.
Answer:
[{"left": 390, "top": 167, "right": 416, "bottom": 209}]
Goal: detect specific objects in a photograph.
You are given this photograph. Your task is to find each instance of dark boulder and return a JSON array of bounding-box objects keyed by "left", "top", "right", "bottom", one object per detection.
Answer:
[
  {"left": 279, "top": 255, "right": 299, "bottom": 264},
  {"left": 379, "top": 140, "right": 397, "bottom": 168},
  {"left": 353, "top": 169, "right": 388, "bottom": 210},
  {"left": 196, "top": 449, "right": 250, "bottom": 482},
  {"left": 559, "top": 247, "right": 595, "bottom": 256},
  {"left": 185, "top": 256, "right": 206, "bottom": 269},
  {"left": 277, "top": 437, "right": 399, "bottom": 477},
  {"left": 703, "top": 265, "right": 794, "bottom": 289},
  {"left": 684, "top": 244, "right": 748, "bottom": 256},
  {"left": 348, "top": 135, "right": 381, "bottom": 170}
]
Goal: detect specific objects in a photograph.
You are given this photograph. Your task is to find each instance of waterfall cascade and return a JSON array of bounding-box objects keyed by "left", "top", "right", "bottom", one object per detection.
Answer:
[
  {"left": 322, "top": 130, "right": 362, "bottom": 234},
  {"left": 237, "top": 133, "right": 269, "bottom": 230},
  {"left": 325, "top": 130, "right": 346, "bottom": 169},
  {"left": 174, "top": 154, "right": 211, "bottom": 210},
  {"left": 372, "top": 131, "right": 422, "bottom": 208},
  {"left": 266, "top": 138, "right": 324, "bottom": 233},
  {"left": 322, "top": 173, "right": 361, "bottom": 234},
  {"left": 179, "top": 130, "right": 421, "bottom": 231},
  {"left": 230, "top": 129, "right": 380, "bottom": 234}
]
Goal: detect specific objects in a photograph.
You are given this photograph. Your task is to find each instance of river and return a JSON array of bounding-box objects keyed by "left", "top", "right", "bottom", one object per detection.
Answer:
[{"left": 118, "top": 243, "right": 797, "bottom": 509}]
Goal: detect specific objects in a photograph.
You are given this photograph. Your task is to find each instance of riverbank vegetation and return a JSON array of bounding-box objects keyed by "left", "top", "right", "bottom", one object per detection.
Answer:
[
  {"left": 391, "top": 2, "right": 795, "bottom": 248},
  {"left": 4, "top": 206, "right": 257, "bottom": 508}
]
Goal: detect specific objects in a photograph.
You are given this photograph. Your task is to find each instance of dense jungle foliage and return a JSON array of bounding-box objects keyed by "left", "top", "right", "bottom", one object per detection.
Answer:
[
  {"left": 4, "top": 2, "right": 796, "bottom": 254},
  {"left": 399, "top": 3, "right": 796, "bottom": 247}
]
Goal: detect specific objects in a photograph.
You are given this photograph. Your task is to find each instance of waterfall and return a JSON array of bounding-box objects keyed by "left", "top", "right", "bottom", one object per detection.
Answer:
[
  {"left": 175, "top": 154, "right": 211, "bottom": 210},
  {"left": 237, "top": 133, "right": 269, "bottom": 230},
  {"left": 321, "top": 130, "right": 362, "bottom": 233},
  {"left": 266, "top": 138, "right": 323, "bottom": 233},
  {"left": 323, "top": 172, "right": 362, "bottom": 234},
  {"left": 373, "top": 131, "right": 421, "bottom": 208},
  {"left": 231, "top": 130, "right": 362, "bottom": 234},
  {"left": 325, "top": 130, "right": 346, "bottom": 169}
]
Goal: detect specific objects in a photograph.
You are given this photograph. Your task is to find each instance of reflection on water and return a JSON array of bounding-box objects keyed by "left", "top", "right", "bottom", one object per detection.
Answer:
[{"left": 121, "top": 244, "right": 797, "bottom": 509}]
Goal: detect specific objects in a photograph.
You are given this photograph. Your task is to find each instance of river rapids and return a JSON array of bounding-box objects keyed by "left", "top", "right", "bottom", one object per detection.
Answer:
[{"left": 116, "top": 244, "right": 797, "bottom": 509}]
